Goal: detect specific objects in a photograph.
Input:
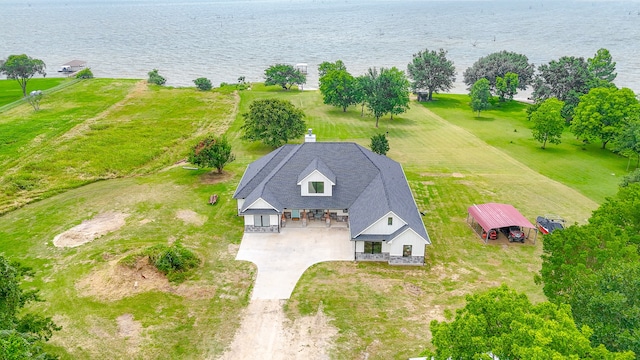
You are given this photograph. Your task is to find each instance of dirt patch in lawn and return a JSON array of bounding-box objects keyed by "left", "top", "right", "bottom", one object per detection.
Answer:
[
  {"left": 201, "top": 171, "right": 234, "bottom": 185},
  {"left": 76, "top": 257, "right": 216, "bottom": 301},
  {"left": 53, "top": 212, "right": 129, "bottom": 248},
  {"left": 176, "top": 209, "right": 207, "bottom": 226},
  {"left": 217, "top": 300, "right": 337, "bottom": 360}
]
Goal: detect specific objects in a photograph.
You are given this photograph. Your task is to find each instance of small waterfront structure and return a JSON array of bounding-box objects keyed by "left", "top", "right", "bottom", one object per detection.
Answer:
[{"left": 58, "top": 60, "right": 87, "bottom": 73}]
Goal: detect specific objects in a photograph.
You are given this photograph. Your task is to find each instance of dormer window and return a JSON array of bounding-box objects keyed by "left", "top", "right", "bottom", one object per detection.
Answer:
[{"left": 309, "top": 181, "right": 324, "bottom": 194}]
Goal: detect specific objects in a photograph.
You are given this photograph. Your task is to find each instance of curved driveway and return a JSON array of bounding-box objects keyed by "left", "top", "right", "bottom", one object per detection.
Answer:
[{"left": 236, "top": 226, "right": 354, "bottom": 300}]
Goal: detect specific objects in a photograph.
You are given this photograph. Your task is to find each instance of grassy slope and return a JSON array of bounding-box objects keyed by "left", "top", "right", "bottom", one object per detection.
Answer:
[
  {"left": 0, "top": 79, "right": 237, "bottom": 213},
  {"left": 0, "top": 82, "right": 611, "bottom": 359},
  {"left": 0, "top": 77, "right": 69, "bottom": 106},
  {"left": 422, "top": 94, "right": 626, "bottom": 203}
]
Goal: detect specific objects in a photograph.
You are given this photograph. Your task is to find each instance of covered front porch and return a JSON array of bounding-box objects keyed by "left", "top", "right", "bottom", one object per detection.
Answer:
[{"left": 281, "top": 208, "right": 349, "bottom": 228}]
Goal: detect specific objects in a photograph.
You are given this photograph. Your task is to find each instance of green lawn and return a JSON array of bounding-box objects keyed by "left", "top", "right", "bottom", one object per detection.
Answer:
[
  {"left": 0, "top": 79, "right": 237, "bottom": 213},
  {"left": 0, "top": 83, "right": 614, "bottom": 359},
  {"left": 422, "top": 94, "right": 626, "bottom": 202},
  {"left": 0, "top": 77, "right": 69, "bottom": 106}
]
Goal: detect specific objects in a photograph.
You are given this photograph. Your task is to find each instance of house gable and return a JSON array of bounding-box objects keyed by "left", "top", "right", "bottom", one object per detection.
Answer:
[
  {"left": 357, "top": 211, "right": 407, "bottom": 237},
  {"left": 296, "top": 158, "right": 336, "bottom": 197},
  {"left": 245, "top": 197, "right": 277, "bottom": 211}
]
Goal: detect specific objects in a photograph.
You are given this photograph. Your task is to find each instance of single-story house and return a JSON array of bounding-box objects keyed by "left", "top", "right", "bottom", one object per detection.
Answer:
[{"left": 233, "top": 131, "right": 431, "bottom": 265}]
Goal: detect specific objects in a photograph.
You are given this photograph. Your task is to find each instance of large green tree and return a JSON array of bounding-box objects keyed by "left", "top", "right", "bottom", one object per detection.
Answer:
[
  {"left": 495, "top": 72, "right": 519, "bottom": 102},
  {"left": 531, "top": 98, "right": 565, "bottom": 149},
  {"left": 0, "top": 255, "right": 60, "bottom": 360},
  {"left": 264, "top": 63, "right": 306, "bottom": 90},
  {"left": 362, "top": 67, "right": 410, "bottom": 127},
  {"left": 588, "top": 48, "right": 617, "bottom": 87},
  {"left": 463, "top": 51, "right": 534, "bottom": 92},
  {"left": 319, "top": 68, "right": 358, "bottom": 112},
  {"left": 406, "top": 48, "right": 456, "bottom": 101},
  {"left": 317, "top": 60, "right": 346, "bottom": 79},
  {"left": 188, "top": 135, "right": 235, "bottom": 173},
  {"left": 570, "top": 87, "right": 639, "bottom": 149},
  {"left": 0, "top": 54, "right": 47, "bottom": 97},
  {"left": 615, "top": 118, "right": 640, "bottom": 169},
  {"left": 469, "top": 78, "right": 491, "bottom": 117},
  {"left": 241, "top": 99, "right": 306, "bottom": 147},
  {"left": 539, "top": 183, "right": 640, "bottom": 356},
  {"left": 531, "top": 56, "right": 593, "bottom": 119},
  {"left": 425, "top": 285, "right": 634, "bottom": 360}
]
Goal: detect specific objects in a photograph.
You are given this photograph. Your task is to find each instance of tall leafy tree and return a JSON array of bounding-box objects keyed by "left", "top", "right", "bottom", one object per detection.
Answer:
[
  {"left": 532, "top": 56, "right": 593, "bottom": 119},
  {"left": 588, "top": 48, "right": 617, "bottom": 87},
  {"left": 495, "top": 72, "right": 519, "bottom": 102},
  {"left": 462, "top": 50, "right": 534, "bottom": 92},
  {"left": 615, "top": 117, "right": 640, "bottom": 169},
  {"left": 264, "top": 63, "right": 306, "bottom": 90},
  {"left": 317, "top": 60, "right": 346, "bottom": 79},
  {"left": 188, "top": 135, "right": 235, "bottom": 173},
  {"left": 469, "top": 78, "right": 491, "bottom": 117},
  {"left": 0, "top": 54, "right": 46, "bottom": 97},
  {"left": 319, "top": 68, "right": 358, "bottom": 112},
  {"left": 241, "top": 99, "right": 306, "bottom": 147},
  {"left": 406, "top": 48, "right": 456, "bottom": 101},
  {"left": 362, "top": 67, "right": 410, "bottom": 127},
  {"left": 370, "top": 133, "right": 389, "bottom": 155},
  {"left": 569, "top": 262, "right": 640, "bottom": 356},
  {"left": 0, "top": 255, "right": 60, "bottom": 359},
  {"left": 531, "top": 98, "right": 565, "bottom": 149},
  {"left": 425, "top": 285, "right": 634, "bottom": 360},
  {"left": 570, "top": 87, "right": 639, "bottom": 149}
]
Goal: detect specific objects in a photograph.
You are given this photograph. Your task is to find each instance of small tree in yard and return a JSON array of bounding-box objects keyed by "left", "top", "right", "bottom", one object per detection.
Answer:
[
  {"left": 193, "top": 77, "right": 212, "bottom": 91},
  {"left": 0, "top": 54, "right": 47, "bottom": 97},
  {"left": 531, "top": 98, "right": 565, "bottom": 149},
  {"left": 147, "top": 69, "right": 166, "bottom": 85},
  {"left": 495, "top": 72, "right": 519, "bottom": 102},
  {"left": 242, "top": 99, "right": 306, "bottom": 147},
  {"left": 264, "top": 64, "right": 306, "bottom": 90},
  {"left": 469, "top": 78, "right": 491, "bottom": 117},
  {"left": 188, "top": 135, "right": 235, "bottom": 173},
  {"left": 370, "top": 133, "right": 389, "bottom": 155}
]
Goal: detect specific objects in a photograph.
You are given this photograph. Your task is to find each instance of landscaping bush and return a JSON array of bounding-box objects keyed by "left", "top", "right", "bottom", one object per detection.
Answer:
[
  {"left": 120, "top": 242, "right": 200, "bottom": 283},
  {"left": 193, "top": 77, "right": 212, "bottom": 91},
  {"left": 147, "top": 69, "right": 166, "bottom": 85},
  {"left": 75, "top": 68, "right": 94, "bottom": 79}
]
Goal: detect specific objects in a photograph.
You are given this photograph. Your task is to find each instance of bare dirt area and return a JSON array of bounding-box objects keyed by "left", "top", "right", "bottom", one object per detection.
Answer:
[
  {"left": 175, "top": 209, "right": 207, "bottom": 226},
  {"left": 201, "top": 170, "right": 234, "bottom": 184},
  {"left": 116, "top": 313, "right": 143, "bottom": 353},
  {"left": 53, "top": 212, "right": 128, "bottom": 247},
  {"left": 216, "top": 300, "right": 337, "bottom": 360},
  {"left": 76, "top": 257, "right": 217, "bottom": 301}
]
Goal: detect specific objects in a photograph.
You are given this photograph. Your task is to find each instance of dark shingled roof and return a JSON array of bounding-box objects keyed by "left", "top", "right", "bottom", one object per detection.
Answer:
[{"left": 233, "top": 142, "right": 430, "bottom": 244}]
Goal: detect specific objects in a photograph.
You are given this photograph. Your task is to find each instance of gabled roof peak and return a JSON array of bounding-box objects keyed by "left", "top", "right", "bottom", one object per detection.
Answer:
[{"left": 297, "top": 157, "right": 336, "bottom": 184}]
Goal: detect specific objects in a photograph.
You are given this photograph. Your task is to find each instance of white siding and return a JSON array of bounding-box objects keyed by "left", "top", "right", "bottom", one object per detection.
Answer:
[
  {"left": 269, "top": 214, "right": 279, "bottom": 226},
  {"left": 360, "top": 212, "right": 406, "bottom": 235},
  {"left": 381, "top": 241, "right": 391, "bottom": 253},
  {"left": 244, "top": 215, "right": 254, "bottom": 226},
  {"left": 389, "top": 229, "right": 426, "bottom": 257},
  {"left": 355, "top": 241, "right": 364, "bottom": 252},
  {"left": 246, "top": 198, "right": 275, "bottom": 210},
  {"left": 237, "top": 199, "right": 245, "bottom": 213},
  {"left": 299, "top": 171, "right": 333, "bottom": 197}
]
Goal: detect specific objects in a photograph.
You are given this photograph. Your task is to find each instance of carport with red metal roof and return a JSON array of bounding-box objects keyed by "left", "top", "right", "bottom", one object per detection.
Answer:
[{"left": 467, "top": 203, "right": 538, "bottom": 244}]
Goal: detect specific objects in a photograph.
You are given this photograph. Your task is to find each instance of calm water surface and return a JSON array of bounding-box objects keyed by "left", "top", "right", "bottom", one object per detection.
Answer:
[{"left": 1, "top": 0, "right": 639, "bottom": 93}]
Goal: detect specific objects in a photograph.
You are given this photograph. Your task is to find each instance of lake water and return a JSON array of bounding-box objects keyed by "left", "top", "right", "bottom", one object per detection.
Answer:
[{"left": 1, "top": 0, "right": 640, "bottom": 94}]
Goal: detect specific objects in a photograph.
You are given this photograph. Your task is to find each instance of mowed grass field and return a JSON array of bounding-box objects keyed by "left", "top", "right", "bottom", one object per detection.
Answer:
[
  {"left": 0, "top": 81, "right": 616, "bottom": 359},
  {"left": 0, "top": 77, "right": 70, "bottom": 107}
]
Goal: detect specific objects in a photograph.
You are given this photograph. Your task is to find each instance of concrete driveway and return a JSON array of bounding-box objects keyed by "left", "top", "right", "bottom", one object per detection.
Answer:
[{"left": 236, "top": 226, "right": 354, "bottom": 300}]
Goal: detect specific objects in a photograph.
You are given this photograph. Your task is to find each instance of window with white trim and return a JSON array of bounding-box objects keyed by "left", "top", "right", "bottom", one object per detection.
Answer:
[
  {"left": 388, "top": 217, "right": 393, "bottom": 225},
  {"left": 403, "top": 245, "right": 412, "bottom": 257}
]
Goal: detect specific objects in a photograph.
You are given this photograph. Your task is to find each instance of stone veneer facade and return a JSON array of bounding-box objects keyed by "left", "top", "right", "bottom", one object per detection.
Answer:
[
  {"left": 356, "top": 252, "right": 424, "bottom": 265},
  {"left": 244, "top": 225, "right": 279, "bottom": 233}
]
